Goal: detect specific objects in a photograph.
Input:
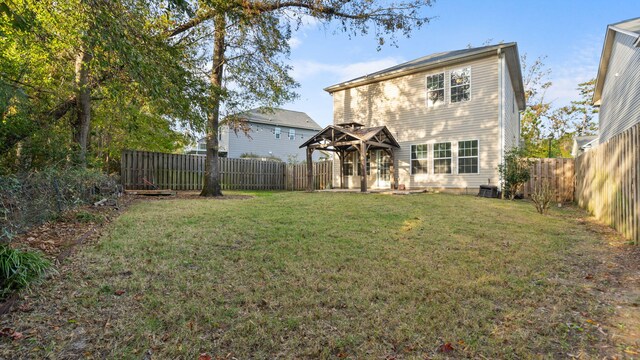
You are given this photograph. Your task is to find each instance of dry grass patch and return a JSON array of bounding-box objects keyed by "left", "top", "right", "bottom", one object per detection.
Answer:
[{"left": 0, "top": 192, "right": 630, "bottom": 358}]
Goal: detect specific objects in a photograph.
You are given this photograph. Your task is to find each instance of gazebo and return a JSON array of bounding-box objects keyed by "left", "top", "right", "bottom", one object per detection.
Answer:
[{"left": 300, "top": 122, "right": 401, "bottom": 192}]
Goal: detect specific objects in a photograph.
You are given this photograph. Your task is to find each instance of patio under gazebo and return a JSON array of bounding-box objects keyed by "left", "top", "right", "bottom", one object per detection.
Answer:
[{"left": 299, "top": 122, "right": 401, "bottom": 192}]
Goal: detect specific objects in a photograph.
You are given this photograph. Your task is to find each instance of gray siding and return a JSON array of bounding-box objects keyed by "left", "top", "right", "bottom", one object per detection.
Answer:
[
  {"left": 331, "top": 55, "right": 503, "bottom": 190},
  {"left": 225, "top": 121, "right": 322, "bottom": 162},
  {"left": 599, "top": 31, "right": 640, "bottom": 143}
]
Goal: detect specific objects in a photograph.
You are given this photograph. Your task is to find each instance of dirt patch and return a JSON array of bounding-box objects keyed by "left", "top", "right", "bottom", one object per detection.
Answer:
[{"left": 577, "top": 215, "right": 640, "bottom": 356}]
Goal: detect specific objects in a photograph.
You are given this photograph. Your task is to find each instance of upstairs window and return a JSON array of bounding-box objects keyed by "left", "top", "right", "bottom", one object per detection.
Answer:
[
  {"left": 426, "top": 73, "right": 445, "bottom": 107},
  {"left": 433, "top": 142, "right": 452, "bottom": 174},
  {"left": 410, "top": 144, "right": 429, "bottom": 174},
  {"left": 458, "top": 140, "right": 479, "bottom": 173},
  {"left": 450, "top": 68, "right": 471, "bottom": 103},
  {"left": 288, "top": 129, "right": 295, "bottom": 140},
  {"left": 274, "top": 127, "right": 281, "bottom": 139}
]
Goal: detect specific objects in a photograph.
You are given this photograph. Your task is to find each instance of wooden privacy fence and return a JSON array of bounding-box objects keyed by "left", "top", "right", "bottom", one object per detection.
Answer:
[
  {"left": 575, "top": 123, "right": 639, "bottom": 245},
  {"left": 285, "top": 161, "right": 333, "bottom": 191},
  {"left": 523, "top": 158, "right": 575, "bottom": 203},
  {"left": 120, "top": 150, "right": 333, "bottom": 191}
]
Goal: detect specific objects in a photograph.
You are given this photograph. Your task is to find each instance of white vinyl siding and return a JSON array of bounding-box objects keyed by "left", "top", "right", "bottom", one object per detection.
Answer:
[
  {"left": 331, "top": 55, "right": 501, "bottom": 190},
  {"left": 598, "top": 31, "right": 640, "bottom": 143}
]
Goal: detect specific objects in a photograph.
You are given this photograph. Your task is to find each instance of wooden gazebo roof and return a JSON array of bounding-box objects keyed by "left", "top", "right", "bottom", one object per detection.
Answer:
[{"left": 299, "top": 122, "right": 400, "bottom": 152}]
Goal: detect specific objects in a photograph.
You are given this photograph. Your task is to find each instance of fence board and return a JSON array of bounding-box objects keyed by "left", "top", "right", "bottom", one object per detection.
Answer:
[
  {"left": 575, "top": 122, "right": 640, "bottom": 245},
  {"left": 121, "top": 150, "right": 333, "bottom": 192},
  {"left": 523, "top": 158, "right": 575, "bottom": 203}
]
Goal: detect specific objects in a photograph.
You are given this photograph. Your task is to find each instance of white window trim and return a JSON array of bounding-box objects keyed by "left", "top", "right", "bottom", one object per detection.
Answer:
[
  {"left": 410, "top": 143, "right": 429, "bottom": 175},
  {"left": 425, "top": 72, "right": 445, "bottom": 108},
  {"left": 288, "top": 128, "right": 295, "bottom": 140},
  {"left": 450, "top": 67, "right": 471, "bottom": 104},
  {"left": 432, "top": 141, "right": 453, "bottom": 175},
  {"left": 274, "top": 127, "right": 281, "bottom": 139},
  {"left": 457, "top": 139, "right": 480, "bottom": 174}
]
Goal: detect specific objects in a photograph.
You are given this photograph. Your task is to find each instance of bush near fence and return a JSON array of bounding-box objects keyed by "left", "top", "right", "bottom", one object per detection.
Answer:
[{"left": 0, "top": 168, "right": 119, "bottom": 241}]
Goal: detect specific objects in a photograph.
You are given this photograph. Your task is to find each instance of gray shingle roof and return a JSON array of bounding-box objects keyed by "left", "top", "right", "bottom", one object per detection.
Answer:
[
  {"left": 323, "top": 43, "right": 526, "bottom": 110},
  {"left": 239, "top": 108, "right": 322, "bottom": 131}
]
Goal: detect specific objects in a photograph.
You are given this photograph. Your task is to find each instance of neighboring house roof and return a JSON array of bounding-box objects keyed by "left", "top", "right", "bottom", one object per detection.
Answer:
[
  {"left": 324, "top": 43, "right": 526, "bottom": 110},
  {"left": 237, "top": 108, "right": 322, "bottom": 131},
  {"left": 593, "top": 17, "right": 640, "bottom": 105},
  {"left": 574, "top": 135, "right": 598, "bottom": 148}
]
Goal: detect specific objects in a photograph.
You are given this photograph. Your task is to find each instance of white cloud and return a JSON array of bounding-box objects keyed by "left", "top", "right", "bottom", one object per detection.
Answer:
[
  {"left": 291, "top": 57, "right": 404, "bottom": 82},
  {"left": 545, "top": 37, "right": 602, "bottom": 106},
  {"left": 288, "top": 36, "right": 302, "bottom": 49}
]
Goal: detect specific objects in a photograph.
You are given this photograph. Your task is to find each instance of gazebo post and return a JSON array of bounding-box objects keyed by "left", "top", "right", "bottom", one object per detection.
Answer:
[
  {"left": 389, "top": 148, "right": 396, "bottom": 190},
  {"left": 338, "top": 150, "right": 345, "bottom": 189},
  {"left": 306, "top": 147, "right": 314, "bottom": 191},
  {"left": 359, "top": 142, "right": 368, "bottom": 192}
]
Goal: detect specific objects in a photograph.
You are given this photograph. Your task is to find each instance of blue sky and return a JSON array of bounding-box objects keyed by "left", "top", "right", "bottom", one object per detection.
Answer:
[{"left": 283, "top": 0, "right": 640, "bottom": 127}]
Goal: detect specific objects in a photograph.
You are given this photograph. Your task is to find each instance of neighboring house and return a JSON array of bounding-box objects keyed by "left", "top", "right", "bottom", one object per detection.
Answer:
[
  {"left": 593, "top": 17, "right": 640, "bottom": 144},
  {"left": 321, "top": 43, "right": 525, "bottom": 190},
  {"left": 571, "top": 135, "right": 598, "bottom": 157},
  {"left": 187, "top": 108, "right": 324, "bottom": 161}
]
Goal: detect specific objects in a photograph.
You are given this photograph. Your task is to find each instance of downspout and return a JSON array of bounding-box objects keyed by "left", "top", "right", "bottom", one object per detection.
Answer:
[{"left": 497, "top": 48, "right": 504, "bottom": 189}]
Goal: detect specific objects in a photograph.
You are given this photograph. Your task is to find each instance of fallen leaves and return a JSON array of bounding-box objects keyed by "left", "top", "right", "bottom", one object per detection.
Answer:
[
  {"left": 437, "top": 342, "right": 454, "bottom": 353},
  {"left": 0, "top": 328, "right": 23, "bottom": 341},
  {"left": 114, "top": 290, "right": 125, "bottom": 296}
]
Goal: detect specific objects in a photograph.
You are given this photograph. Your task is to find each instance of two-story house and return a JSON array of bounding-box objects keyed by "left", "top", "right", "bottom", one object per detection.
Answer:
[
  {"left": 317, "top": 43, "right": 525, "bottom": 191},
  {"left": 593, "top": 17, "right": 640, "bottom": 144},
  {"left": 188, "top": 108, "right": 324, "bottom": 162}
]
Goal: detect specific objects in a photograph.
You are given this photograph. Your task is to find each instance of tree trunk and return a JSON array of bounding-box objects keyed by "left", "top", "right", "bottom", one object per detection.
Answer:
[
  {"left": 74, "top": 48, "right": 92, "bottom": 167},
  {"left": 200, "top": 14, "right": 226, "bottom": 197}
]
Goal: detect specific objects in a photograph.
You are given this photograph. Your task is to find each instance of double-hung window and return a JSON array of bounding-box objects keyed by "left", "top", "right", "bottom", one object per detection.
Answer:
[
  {"left": 458, "top": 140, "right": 479, "bottom": 173},
  {"left": 274, "top": 127, "right": 281, "bottom": 139},
  {"left": 433, "top": 142, "right": 452, "bottom": 174},
  {"left": 450, "top": 68, "right": 471, "bottom": 103},
  {"left": 426, "top": 73, "right": 445, "bottom": 107},
  {"left": 288, "top": 129, "right": 295, "bottom": 140},
  {"left": 410, "top": 144, "right": 429, "bottom": 174}
]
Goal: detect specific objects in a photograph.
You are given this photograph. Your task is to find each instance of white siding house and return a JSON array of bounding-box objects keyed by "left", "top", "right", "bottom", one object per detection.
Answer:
[
  {"left": 593, "top": 17, "right": 640, "bottom": 144},
  {"left": 188, "top": 108, "right": 323, "bottom": 162},
  {"left": 323, "top": 43, "right": 525, "bottom": 191}
]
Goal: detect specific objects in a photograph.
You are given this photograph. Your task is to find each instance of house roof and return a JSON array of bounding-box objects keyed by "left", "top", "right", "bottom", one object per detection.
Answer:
[
  {"left": 574, "top": 135, "right": 598, "bottom": 149},
  {"left": 323, "top": 43, "right": 526, "bottom": 110},
  {"left": 237, "top": 108, "right": 322, "bottom": 131},
  {"left": 593, "top": 17, "right": 640, "bottom": 104}
]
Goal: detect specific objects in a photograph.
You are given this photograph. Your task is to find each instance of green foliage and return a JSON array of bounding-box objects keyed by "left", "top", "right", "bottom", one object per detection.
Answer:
[
  {"left": 519, "top": 54, "right": 598, "bottom": 158},
  {"left": 498, "top": 147, "right": 532, "bottom": 200},
  {"left": 0, "top": 244, "right": 51, "bottom": 299},
  {"left": 0, "top": 0, "right": 207, "bottom": 173},
  {"left": 239, "top": 152, "right": 282, "bottom": 162}
]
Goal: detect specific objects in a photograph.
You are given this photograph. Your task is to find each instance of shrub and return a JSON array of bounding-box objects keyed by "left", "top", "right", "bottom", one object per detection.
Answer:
[
  {"left": 531, "top": 180, "right": 554, "bottom": 214},
  {"left": 498, "top": 147, "right": 532, "bottom": 200},
  {"left": 0, "top": 167, "right": 118, "bottom": 241},
  {"left": 0, "top": 245, "right": 51, "bottom": 299}
]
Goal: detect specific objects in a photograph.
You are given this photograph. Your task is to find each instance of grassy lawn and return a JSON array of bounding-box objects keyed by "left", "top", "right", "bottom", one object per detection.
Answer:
[{"left": 0, "top": 192, "right": 617, "bottom": 358}]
